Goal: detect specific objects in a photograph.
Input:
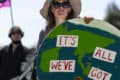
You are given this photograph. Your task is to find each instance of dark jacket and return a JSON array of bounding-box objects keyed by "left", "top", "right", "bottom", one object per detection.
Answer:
[
  {"left": 0, "top": 43, "right": 28, "bottom": 80},
  {"left": 37, "top": 30, "right": 46, "bottom": 49},
  {"left": 32, "top": 28, "right": 52, "bottom": 80},
  {"left": 31, "top": 30, "right": 47, "bottom": 80}
]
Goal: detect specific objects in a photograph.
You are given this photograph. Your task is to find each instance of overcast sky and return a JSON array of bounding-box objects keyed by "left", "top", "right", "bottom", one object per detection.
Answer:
[{"left": 0, "top": 0, "right": 117, "bottom": 47}]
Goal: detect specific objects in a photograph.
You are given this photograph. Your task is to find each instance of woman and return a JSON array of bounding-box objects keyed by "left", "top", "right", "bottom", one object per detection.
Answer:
[
  {"left": 32, "top": 0, "right": 92, "bottom": 79},
  {"left": 31, "top": 0, "right": 81, "bottom": 79}
]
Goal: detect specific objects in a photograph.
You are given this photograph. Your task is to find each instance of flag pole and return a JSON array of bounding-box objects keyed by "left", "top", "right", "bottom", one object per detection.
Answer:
[{"left": 9, "top": 0, "right": 14, "bottom": 26}]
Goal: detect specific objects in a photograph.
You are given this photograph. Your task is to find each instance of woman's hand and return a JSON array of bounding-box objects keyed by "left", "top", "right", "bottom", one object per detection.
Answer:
[{"left": 84, "top": 16, "right": 94, "bottom": 24}]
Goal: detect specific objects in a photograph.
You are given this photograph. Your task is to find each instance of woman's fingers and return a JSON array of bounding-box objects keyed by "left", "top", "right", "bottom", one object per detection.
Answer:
[{"left": 84, "top": 16, "right": 94, "bottom": 24}]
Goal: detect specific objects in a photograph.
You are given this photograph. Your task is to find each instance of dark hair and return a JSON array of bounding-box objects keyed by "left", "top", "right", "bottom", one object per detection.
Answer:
[
  {"left": 45, "top": 1, "right": 75, "bottom": 33},
  {"left": 8, "top": 27, "right": 24, "bottom": 38}
]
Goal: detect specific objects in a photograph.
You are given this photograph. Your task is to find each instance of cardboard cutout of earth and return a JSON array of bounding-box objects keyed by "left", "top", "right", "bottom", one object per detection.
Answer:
[{"left": 37, "top": 18, "right": 120, "bottom": 80}]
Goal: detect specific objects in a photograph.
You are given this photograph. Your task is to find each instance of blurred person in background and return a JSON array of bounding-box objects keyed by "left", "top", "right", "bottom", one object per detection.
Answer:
[
  {"left": 105, "top": 2, "right": 120, "bottom": 30},
  {"left": 0, "top": 26, "right": 29, "bottom": 80}
]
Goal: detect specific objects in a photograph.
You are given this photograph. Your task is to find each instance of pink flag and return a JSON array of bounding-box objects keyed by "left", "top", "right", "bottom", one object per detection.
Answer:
[{"left": 0, "top": 0, "right": 11, "bottom": 8}]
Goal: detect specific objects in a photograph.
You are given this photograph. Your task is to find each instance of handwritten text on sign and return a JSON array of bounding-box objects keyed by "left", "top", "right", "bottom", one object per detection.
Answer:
[
  {"left": 56, "top": 35, "right": 79, "bottom": 47},
  {"left": 49, "top": 60, "right": 75, "bottom": 72},
  {"left": 93, "top": 47, "right": 117, "bottom": 63},
  {"left": 88, "top": 67, "right": 112, "bottom": 80}
]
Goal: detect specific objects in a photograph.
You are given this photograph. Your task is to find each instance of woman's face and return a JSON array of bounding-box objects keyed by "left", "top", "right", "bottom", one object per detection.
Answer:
[{"left": 51, "top": 0, "right": 72, "bottom": 19}]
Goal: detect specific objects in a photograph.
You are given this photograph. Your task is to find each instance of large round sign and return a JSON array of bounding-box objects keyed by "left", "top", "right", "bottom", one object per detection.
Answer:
[{"left": 37, "top": 18, "right": 120, "bottom": 80}]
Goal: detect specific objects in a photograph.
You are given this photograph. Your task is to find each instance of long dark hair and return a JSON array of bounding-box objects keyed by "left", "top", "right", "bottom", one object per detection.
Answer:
[{"left": 45, "top": 1, "right": 75, "bottom": 33}]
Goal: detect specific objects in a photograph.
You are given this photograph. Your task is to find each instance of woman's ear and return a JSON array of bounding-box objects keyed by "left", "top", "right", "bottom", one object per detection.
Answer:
[
  {"left": 50, "top": 7, "right": 54, "bottom": 14},
  {"left": 68, "top": 8, "right": 72, "bottom": 14}
]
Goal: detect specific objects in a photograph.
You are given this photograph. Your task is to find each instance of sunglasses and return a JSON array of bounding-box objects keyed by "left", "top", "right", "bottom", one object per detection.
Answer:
[{"left": 52, "top": 1, "right": 71, "bottom": 8}]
